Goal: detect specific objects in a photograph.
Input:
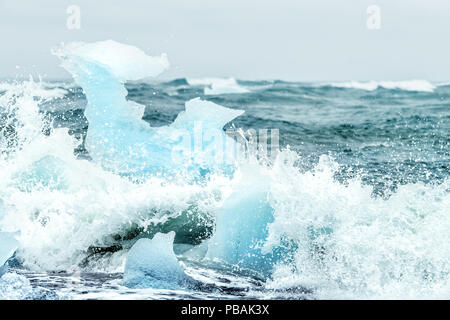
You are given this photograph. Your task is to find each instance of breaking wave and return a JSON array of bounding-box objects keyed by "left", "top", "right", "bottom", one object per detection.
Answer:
[
  {"left": 329, "top": 80, "right": 436, "bottom": 92},
  {"left": 0, "top": 41, "right": 449, "bottom": 299}
]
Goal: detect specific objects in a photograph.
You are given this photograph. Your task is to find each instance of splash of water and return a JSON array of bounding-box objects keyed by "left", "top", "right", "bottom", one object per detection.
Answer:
[{"left": 0, "top": 41, "right": 449, "bottom": 299}]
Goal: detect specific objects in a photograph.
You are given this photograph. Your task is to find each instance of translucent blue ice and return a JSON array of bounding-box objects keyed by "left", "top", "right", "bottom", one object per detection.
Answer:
[
  {"left": 205, "top": 168, "right": 284, "bottom": 275},
  {"left": 123, "top": 232, "right": 189, "bottom": 289},
  {"left": 54, "top": 40, "right": 281, "bottom": 279},
  {"left": 0, "top": 233, "right": 19, "bottom": 277},
  {"left": 54, "top": 40, "right": 243, "bottom": 179}
]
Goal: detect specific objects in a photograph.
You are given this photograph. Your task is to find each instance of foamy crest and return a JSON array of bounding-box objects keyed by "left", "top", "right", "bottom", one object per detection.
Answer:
[{"left": 330, "top": 80, "right": 436, "bottom": 92}]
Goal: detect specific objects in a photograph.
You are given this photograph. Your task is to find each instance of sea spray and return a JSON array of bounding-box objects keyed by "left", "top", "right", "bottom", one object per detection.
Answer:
[
  {"left": 54, "top": 41, "right": 244, "bottom": 179},
  {"left": 0, "top": 40, "right": 448, "bottom": 299}
]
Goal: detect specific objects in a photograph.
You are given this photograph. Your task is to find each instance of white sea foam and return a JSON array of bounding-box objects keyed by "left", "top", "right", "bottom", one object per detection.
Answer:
[
  {"left": 330, "top": 80, "right": 436, "bottom": 92},
  {"left": 0, "top": 273, "right": 33, "bottom": 300},
  {"left": 53, "top": 40, "right": 169, "bottom": 81}
]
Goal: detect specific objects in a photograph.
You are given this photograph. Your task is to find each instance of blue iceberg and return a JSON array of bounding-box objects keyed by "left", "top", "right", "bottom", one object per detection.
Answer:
[
  {"left": 54, "top": 40, "right": 243, "bottom": 179},
  {"left": 123, "top": 232, "right": 190, "bottom": 289}
]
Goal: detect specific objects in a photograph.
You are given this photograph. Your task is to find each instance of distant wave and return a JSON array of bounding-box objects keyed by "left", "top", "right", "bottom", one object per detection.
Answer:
[
  {"left": 329, "top": 80, "right": 436, "bottom": 92},
  {"left": 187, "top": 77, "right": 249, "bottom": 95}
]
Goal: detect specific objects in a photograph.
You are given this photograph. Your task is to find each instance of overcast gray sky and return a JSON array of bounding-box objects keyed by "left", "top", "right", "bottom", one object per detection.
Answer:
[{"left": 1, "top": 0, "right": 449, "bottom": 81}]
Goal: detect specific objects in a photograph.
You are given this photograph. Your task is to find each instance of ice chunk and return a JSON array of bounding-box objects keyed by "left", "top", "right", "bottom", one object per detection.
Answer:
[
  {"left": 54, "top": 41, "right": 244, "bottom": 178},
  {"left": 123, "top": 232, "right": 189, "bottom": 288},
  {"left": 206, "top": 166, "right": 282, "bottom": 274},
  {"left": 0, "top": 232, "right": 19, "bottom": 277},
  {"left": 0, "top": 273, "right": 33, "bottom": 300}
]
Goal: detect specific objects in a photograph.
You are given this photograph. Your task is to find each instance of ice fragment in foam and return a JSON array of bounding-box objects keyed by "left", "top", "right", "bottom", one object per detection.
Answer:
[{"left": 123, "top": 232, "right": 189, "bottom": 288}]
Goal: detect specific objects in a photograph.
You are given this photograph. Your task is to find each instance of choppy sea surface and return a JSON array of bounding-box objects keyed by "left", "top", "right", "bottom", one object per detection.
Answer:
[{"left": 0, "top": 75, "right": 449, "bottom": 299}]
